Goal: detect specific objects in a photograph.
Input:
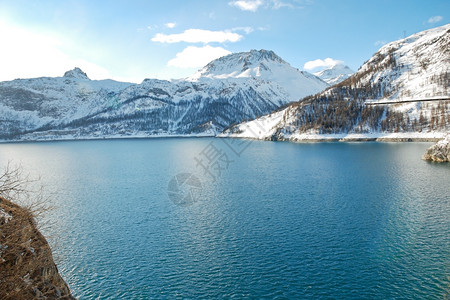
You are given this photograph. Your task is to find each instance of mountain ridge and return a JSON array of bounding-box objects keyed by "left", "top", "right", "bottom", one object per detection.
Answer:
[
  {"left": 63, "top": 67, "right": 90, "bottom": 80},
  {"left": 313, "top": 64, "right": 354, "bottom": 85},
  {"left": 0, "top": 49, "right": 327, "bottom": 141}
]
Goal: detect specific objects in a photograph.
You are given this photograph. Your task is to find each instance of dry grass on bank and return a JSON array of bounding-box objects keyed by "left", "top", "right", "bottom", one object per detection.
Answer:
[{"left": 0, "top": 163, "right": 74, "bottom": 299}]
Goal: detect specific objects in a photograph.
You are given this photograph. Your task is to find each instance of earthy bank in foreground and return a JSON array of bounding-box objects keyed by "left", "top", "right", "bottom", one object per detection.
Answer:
[{"left": 0, "top": 197, "right": 74, "bottom": 300}]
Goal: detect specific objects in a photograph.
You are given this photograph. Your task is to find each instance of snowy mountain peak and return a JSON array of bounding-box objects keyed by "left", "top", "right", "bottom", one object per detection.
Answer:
[
  {"left": 246, "top": 49, "right": 285, "bottom": 63},
  {"left": 189, "top": 49, "right": 289, "bottom": 80},
  {"left": 186, "top": 49, "right": 328, "bottom": 103},
  {"left": 63, "top": 67, "right": 90, "bottom": 80},
  {"left": 313, "top": 64, "right": 354, "bottom": 85}
]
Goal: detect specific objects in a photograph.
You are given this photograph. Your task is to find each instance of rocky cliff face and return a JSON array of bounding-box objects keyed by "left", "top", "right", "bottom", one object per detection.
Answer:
[
  {"left": 0, "top": 197, "right": 74, "bottom": 300},
  {"left": 423, "top": 134, "right": 450, "bottom": 162}
]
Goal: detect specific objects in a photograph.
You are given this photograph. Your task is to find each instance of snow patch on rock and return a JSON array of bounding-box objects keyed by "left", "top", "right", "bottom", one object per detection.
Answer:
[
  {"left": 423, "top": 134, "right": 450, "bottom": 162},
  {"left": 63, "top": 67, "right": 90, "bottom": 80}
]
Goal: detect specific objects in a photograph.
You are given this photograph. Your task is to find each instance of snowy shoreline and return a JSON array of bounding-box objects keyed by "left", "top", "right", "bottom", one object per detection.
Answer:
[
  {"left": 0, "top": 133, "right": 215, "bottom": 144},
  {"left": 288, "top": 132, "right": 445, "bottom": 143},
  {"left": 0, "top": 131, "right": 446, "bottom": 144}
]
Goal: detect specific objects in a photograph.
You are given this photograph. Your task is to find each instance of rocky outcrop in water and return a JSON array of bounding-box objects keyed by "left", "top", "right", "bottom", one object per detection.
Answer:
[
  {"left": 0, "top": 197, "right": 75, "bottom": 299},
  {"left": 423, "top": 134, "right": 450, "bottom": 162}
]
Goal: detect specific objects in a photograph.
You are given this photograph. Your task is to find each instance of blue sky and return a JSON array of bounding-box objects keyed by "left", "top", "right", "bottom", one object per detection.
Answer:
[{"left": 0, "top": 0, "right": 448, "bottom": 82}]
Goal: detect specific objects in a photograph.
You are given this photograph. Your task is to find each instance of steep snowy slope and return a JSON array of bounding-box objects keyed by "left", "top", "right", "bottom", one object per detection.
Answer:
[
  {"left": 354, "top": 24, "right": 450, "bottom": 101},
  {"left": 313, "top": 64, "right": 354, "bottom": 85},
  {"left": 189, "top": 49, "right": 328, "bottom": 102},
  {"left": 224, "top": 24, "right": 450, "bottom": 141},
  {"left": 0, "top": 50, "right": 327, "bottom": 141}
]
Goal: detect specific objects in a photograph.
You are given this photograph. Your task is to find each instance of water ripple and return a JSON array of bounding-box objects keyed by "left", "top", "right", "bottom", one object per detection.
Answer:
[{"left": 0, "top": 140, "right": 449, "bottom": 299}]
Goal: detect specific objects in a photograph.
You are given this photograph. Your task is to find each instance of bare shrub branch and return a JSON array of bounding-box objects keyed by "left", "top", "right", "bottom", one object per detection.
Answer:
[
  {"left": 0, "top": 161, "right": 51, "bottom": 221},
  {"left": 0, "top": 163, "right": 73, "bottom": 299}
]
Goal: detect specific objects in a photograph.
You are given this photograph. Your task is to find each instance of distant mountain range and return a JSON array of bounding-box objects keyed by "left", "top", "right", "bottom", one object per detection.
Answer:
[
  {"left": 0, "top": 50, "right": 329, "bottom": 141},
  {"left": 223, "top": 23, "right": 450, "bottom": 141},
  {"left": 313, "top": 64, "right": 354, "bottom": 85},
  {"left": 1, "top": 24, "right": 449, "bottom": 142}
]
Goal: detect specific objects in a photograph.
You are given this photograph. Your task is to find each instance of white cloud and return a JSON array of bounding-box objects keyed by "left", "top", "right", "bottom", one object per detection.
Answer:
[
  {"left": 168, "top": 45, "right": 231, "bottom": 68},
  {"left": 428, "top": 16, "right": 443, "bottom": 24},
  {"left": 229, "top": 0, "right": 300, "bottom": 11},
  {"left": 165, "top": 22, "right": 176, "bottom": 29},
  {"left": 374, "top": 40, "right": 387, "bottom": 46},
  {"left": 257, "top": 25, "right": 271, "bottom": 31},
  {"left": 271, "top": 0, "right": 294, "bottom": 9},
  {"left": 152, "top": 29, "right": 243, "bottom": 44},
  {"left": 228, "top": 0, "right": 264, "bottom": 12},
  {"left": 0, "top": 20, "right": 112, "bottom": 81},
  {"left": 232, "top": 26, "right": 254, "bottom": 34},
  {"left": 304, "top": 58, "right": 344, "bottom": 70}
]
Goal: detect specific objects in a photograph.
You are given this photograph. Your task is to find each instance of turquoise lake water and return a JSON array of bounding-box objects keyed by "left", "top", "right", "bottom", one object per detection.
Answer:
[{"left": 0, "top": 138, "right": 449, "bottom": 299}]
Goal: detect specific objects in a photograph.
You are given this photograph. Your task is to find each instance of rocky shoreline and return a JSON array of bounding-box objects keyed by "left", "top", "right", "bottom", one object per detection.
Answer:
[
  {"left": 1, "top": 131, "right": 446, "bottom": 144},
  {"left": 288, "top": 137, "right": 442, "bottom": 143},
  {"left": 220, "top": 129, "right": 448, "bottom": 143}
]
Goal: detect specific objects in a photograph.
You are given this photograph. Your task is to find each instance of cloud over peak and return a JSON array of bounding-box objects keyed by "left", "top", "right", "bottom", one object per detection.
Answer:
[
  {"left": 229, "top": 0, "right": 300, "bottom": 11},
  {"left": 167, "top": 45, "right": 231, "bottom": 68},
  {"left": 428, "top": 16, "right": 443, "bottom": 24},
  {"left": 304, "top": 58, "right": 344, "bottom": 70},
  {"left": 152, "top": 29, "right": 243, "bottom": 44},
  {"left": 228, "top": 0, "right": 264, "bottom": 12}
]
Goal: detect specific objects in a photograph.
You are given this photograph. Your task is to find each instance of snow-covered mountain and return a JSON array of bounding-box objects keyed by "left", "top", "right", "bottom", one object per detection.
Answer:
[
  {"left": 313, "top": 64, "right": 354, "bottom": 85},
  {"left": 189, "top": 49, "right": 328, "bottom": 100},
  {"left": 223, "top": 24, "right": 450, "bottom": 141},
  {"left": 0, "top": 69, "right": 134, "bottom": 138},
  {"left": 0, "top": 50, "right": 328, "bottom": 141},
  {"left": 63, "top": 67, "right": 90, "bottom": 80}
]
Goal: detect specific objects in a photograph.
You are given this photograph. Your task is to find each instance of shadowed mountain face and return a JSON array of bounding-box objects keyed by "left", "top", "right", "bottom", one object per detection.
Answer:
[{"left": 0, "top": 50, "right": 327, "bottom": 141}]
